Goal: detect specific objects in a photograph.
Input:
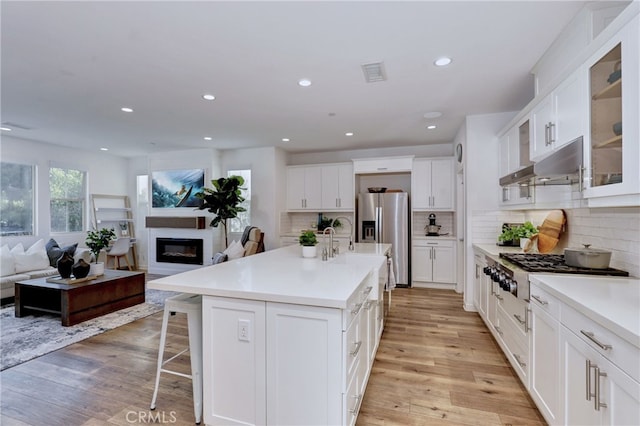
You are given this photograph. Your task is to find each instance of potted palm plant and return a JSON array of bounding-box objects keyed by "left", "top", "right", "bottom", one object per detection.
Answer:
[
  {"left": 299, "top": 230, "right": 318, "bottom": 258},
  {"left": 86, "top": 227, "right": 116, "bottom": 275},
  {"left": 195, "top": 175, "right": 246, "bottom": 248}
]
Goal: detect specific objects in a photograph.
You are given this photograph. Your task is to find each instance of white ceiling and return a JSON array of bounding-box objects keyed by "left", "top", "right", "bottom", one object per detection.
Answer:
[{"left": 1, "top": 1, "right": 589, "bottom": 158}]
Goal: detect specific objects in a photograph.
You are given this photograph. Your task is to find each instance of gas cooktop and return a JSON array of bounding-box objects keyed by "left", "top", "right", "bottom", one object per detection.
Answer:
[{"left": 499, "top": 253, "right": 629, "bottom": 276}]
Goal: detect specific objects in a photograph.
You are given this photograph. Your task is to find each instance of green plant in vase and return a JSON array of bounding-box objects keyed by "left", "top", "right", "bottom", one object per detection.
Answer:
[
  {"left": 86, "top": 228, "right": 116, "bottom": 263},
  {"left": 299, "top": 230, "right": 318, "bottom": 258}
]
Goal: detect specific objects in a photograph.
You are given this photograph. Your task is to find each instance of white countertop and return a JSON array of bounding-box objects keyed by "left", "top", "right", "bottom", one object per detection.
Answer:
[
  {"left": 531, "top": 274, "right": 640, "bottom": 348},
  {"left": 148, "top": 244, "right": 389, "bottom": 309}
]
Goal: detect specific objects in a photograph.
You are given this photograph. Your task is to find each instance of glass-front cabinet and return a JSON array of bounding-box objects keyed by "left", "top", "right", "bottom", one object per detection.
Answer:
[{"left": 584, "top": 15, "right": 639, "bottom": 205}]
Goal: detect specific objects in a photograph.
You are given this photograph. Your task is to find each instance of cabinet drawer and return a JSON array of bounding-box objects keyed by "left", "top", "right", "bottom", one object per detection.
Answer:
[
  {"left": 413, "top": 239, "right": 454, "bottom": 248},
  {"left": 343, "top": 277, "right": 370, "bottom": 330},
  {"left": 530, "top": 281, "right": 560, "bottom": 320},
  {"left": 562, "top": 303, "right": 640, "bottom": 382},
  {"left": 498, "top": 306, "right": 530, "bottom": 387},
  {"left": 344, "top": 310, "right": 362, "bottom": 382},
  {"left": 344, "top": 363, "right": 360, "bottom": 426}
]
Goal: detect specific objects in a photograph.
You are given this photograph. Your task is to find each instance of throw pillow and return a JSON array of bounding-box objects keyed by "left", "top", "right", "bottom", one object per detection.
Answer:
[
  {"left": 224, "top": 240, "right": 245, "bottom": 260},
  {"left": 0, "top": 245, "right": 15, "bottom": 276},
  {"left": 12, "top": 239, "right": 50, "bottom": 273},
  {"left": 212, "top": 252, "right": 228, "bottom": 264},
  {"left": 45, "top": 238, "right": 78, "bottom": 267}
]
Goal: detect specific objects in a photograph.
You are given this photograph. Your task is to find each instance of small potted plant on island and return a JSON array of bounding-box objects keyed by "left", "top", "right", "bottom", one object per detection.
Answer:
[
  {"left": 86, "top": 228, "right": 116, "bottom": 276},
  {"left": 299, "top": 230, "right": 319, "bottom": 258}
]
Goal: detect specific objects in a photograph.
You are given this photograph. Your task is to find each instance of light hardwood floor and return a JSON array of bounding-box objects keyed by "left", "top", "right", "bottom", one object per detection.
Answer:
[{"left": 0, "top": 288, "right": 545, "bottom": 426}]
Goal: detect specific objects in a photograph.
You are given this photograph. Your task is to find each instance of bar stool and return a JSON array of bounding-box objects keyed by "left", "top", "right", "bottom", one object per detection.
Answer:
[{"left": 150, "top": 293, "right": 203, "bottom": 424}]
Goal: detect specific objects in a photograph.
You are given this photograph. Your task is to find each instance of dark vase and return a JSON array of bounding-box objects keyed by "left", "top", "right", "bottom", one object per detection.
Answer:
[
  {"left": 56, "top": 252, "right": 74, "bottom": 278},
  {"left": 72, "top": 259, "right": 90, "bottom": 279}
]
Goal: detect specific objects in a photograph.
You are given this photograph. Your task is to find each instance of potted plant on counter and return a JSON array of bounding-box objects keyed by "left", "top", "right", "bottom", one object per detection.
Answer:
[
  {"left": 498, "top": 221, "right": 538, "bottom": 249},
  {"left": 86, "top": 227, "right": 116, "bottom": 275},
  {"left": 299, "top": 230, "right": 318, "bottom": 258}
]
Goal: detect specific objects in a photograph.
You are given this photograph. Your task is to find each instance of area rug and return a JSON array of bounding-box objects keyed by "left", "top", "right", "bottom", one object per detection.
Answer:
[{"left": 0, "top": 289, "right": 178, "bottom": 371}]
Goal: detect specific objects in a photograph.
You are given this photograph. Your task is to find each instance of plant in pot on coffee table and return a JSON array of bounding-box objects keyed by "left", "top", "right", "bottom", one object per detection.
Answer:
[{"left": 85, "top": 228, "right": 116, "bottom": 276}]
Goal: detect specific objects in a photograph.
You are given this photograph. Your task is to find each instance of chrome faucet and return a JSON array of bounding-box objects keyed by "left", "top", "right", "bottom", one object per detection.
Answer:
[
  {"left": 322, "top": 227, "right": 336, "bottom": 259},
  {"left": 334, "top": 216, "right": 355, "bottom": 251}
]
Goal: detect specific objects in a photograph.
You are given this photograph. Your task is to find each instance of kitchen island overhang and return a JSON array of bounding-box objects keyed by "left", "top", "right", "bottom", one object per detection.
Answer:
[{"left": 148, "top": 243, "right": 391, "bottom": 426}]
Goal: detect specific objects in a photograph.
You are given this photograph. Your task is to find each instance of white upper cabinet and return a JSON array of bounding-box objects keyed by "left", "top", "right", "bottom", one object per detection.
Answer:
[
  {"left": 584, "top": 15, "right": 640, "bottom": 206},
  {"left": 353, "top": 156, "right": 413, "bottom": 174},
  {"left": 287, "top": 163, "right": 354, "bottom": 211},
  {"left": 412, "top": 158, "right": 454, "bottom": 210},
  {"left": 321, "top": 163, "right": 354, "bottom": 210},
  {"left": 286, "top": 166, "right": 322, "bottom": 210},
  {"left": 531, "top": 68, "right": 587, "bottom": 162}
]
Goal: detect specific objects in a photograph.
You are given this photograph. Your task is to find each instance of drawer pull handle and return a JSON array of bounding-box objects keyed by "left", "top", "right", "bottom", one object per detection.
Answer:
[
  {"left": 581, "top": 330, "right": 613, "bottom": 351},
  {"left": 512, "top": 353, "right": 526, "bottom": 368},
  {"left": 351, "top": 303, "right": 363, "bottom": 315},
  {"left": 349, "top": 394, "right": 362, "bottom": 414},
  {"left": 594, "top": 366, "right": 608, "bottom": 411},
  {"left": 363, "top": 286, "right": 373, "bottom": 296},
  {"left": 494, "top": 325, "right": 503, "bottom": 336},
  {"left": 531, "top": 294, "right": 548, "bottom": 305},
  {"left": 514, "top": 313, "right": 526, "bottom": 326},
  {"left": 586, "top": 360, "right": 594, "bottom": 401},
  {"left": 495, "top": 294, "right": 504, "bottom": 301},
  {"left": 350, "top": 341, "right": 362, "bottom": 357}
]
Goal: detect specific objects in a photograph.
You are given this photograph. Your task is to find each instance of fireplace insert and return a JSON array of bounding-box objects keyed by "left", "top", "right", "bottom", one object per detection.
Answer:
[{"left": 156, "top": 238, "right": 203, "bottom": 265}]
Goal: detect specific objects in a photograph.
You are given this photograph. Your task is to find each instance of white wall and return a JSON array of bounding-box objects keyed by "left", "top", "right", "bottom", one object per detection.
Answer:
[
  {"left": 0, "top": 135, "right": 129, "bottom": 249},
  {"left": 462, "top": 112, "right": 517, "bottom": 310}
]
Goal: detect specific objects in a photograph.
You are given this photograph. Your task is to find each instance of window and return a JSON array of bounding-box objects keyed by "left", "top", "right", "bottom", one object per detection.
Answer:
[
  {"left": 0, "top": 162, "right": 35, "bottom": 236},
  {"left": 227, "top": 169, "right": 251, "bottom": 233},
  {"left": 49, "top": 166, "right": 86, "bottom": 233}
]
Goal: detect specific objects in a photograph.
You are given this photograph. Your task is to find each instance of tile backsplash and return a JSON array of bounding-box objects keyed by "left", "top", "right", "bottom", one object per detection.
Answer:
[
  {"left": 280, "top": 212, "right": 355, "bottom": 236},
  {"left": 472, "top": 207, "right": 640, "bottom": 277},
  {"left": 413, "top": 212, "right": 454, "bottom": 236}
]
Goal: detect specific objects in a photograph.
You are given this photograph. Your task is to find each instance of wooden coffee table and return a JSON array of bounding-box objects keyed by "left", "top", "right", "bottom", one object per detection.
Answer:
[{"left": 15, "top": 269, "right": 145, "bottom": 326}]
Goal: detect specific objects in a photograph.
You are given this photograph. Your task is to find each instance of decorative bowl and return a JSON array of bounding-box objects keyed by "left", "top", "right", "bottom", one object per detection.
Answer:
[{"left": 368, "top": 187, "right": 387, "bottom": 193}]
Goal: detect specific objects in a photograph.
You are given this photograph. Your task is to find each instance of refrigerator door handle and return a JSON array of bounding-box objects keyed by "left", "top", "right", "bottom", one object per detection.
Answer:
[{"left": 375, "top": 206, "right": 383, "bottom": 242}]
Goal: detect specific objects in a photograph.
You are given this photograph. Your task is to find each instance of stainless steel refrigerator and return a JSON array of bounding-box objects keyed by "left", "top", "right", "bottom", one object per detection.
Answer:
[{"left": 357, "top": 192, "right": 409, "bottom": 285}]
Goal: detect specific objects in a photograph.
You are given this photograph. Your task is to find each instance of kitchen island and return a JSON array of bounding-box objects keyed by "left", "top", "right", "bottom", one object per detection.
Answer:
[{"left": 148, "top": 243, "right": 390, "bottom": 426}]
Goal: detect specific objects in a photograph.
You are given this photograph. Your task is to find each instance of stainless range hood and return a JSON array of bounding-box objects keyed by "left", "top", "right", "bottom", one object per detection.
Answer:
[{"left": 499, "top": 137, "right": 583, "bottom": 186}]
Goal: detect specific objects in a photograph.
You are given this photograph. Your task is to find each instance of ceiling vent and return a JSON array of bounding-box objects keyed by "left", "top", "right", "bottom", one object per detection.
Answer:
[
  {"left": 1, "top": 121, "right": 32, "bottom": 130},
  {"left": 361, "top": 62, "right": 387, "bottom": 83}
]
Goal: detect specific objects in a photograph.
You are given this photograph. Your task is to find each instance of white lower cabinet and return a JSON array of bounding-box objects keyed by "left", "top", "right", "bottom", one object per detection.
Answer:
[
  {"left": 530, "top": 288, "right": 563, "bottom": 425},
  {"left": 266, "top": 303, "right": 343, "bottom": 425},
  {"left": 561, "top": 326, "right": 640, "bottom": 426},
  {"left": 412, "top": 240, "right": 456, "bottom": 286},
  {"left": 528, "top": 279, "right": 640, "bottom": 426},
  {"left": 203, "top": 271, "right": 380, "bottom": 426}
]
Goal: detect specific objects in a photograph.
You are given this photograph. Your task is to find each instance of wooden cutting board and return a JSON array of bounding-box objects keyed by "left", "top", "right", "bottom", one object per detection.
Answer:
[{"left": 536, "top": 209, "right": 566, "bottom": 253}]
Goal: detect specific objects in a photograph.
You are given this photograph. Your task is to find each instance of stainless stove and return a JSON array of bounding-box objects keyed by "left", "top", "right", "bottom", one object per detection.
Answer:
[{"left": 484, "top": 253, "right": 629, "bottom": 301}]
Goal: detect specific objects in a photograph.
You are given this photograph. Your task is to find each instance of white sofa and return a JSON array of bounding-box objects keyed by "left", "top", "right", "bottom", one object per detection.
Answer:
[{"left": 0, "top": 239, "right": 92, "bottom": 301}]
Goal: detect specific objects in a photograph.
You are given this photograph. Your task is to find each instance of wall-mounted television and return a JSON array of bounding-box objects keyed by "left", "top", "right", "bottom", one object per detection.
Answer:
[{"left": 151, "top": 169, "right": 205, "bottom": 208}]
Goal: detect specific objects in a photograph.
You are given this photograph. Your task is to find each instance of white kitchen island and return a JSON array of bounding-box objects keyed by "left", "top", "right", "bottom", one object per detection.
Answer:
[{"left": 148, "top": 243, "right": 391, "bottom": 426}]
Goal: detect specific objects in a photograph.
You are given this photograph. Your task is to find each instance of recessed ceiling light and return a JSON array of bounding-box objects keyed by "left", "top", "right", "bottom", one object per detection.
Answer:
[
  {"left": 0, "top": 127, "right": 12, "bottom": 131},
  {"left": 423, "top": 111, "right": 442, "bottom": 119},
  {"left": 427, "top": 125, "right": 437, "bottom": 130},
  {"left": 298, "top": 79, "right": 312, "bottom": 87},
  {"left": 204, "top": 136, "right": 213, "bottom": 141},
  {"left": 100, "top": 147, "right": 109, "bottom": 151},
  {"left": 121, "top": 107, "right": 133, "bottom": 113},
  {"left": 345, "top": 132, "right": 354, "bottom": 136},
  {"left": 434, "top": 57, "right": 452, "bottom": 67},
  {"left": 282, "top": 138, "right": 291, "bottom": 142},
  {"left": 202, "top": 94, "right": 215, "bottom": 101}
]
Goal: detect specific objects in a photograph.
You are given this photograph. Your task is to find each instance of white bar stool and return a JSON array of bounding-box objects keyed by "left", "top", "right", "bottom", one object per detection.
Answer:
[{"left": 150, "top": 293, "right": 203, "bottom": 424}]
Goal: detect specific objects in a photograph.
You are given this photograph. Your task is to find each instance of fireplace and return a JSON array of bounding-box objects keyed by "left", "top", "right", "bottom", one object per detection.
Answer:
[{"left": 156, "top": 238, "right": 203, "bottom": 265}]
